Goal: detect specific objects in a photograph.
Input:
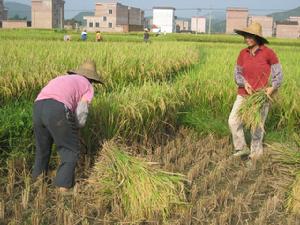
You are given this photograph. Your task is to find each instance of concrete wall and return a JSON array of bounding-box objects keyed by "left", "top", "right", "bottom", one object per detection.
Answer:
[
  {"left": 226, "top": 8, "right": 248, "bottom": 34},
  {"left": 289, "top": 16, "right": 300, "bottom": 24},
  {"left": 248, "top": 16, "right": 273, "bottom": 37},
  {"left": 176, "top": 19, "right": 190, "bottom": 32},
  {"left": 129, "top": 7, "right": 142, "bottom": 25},
  {"left": 2, "top": 20, "right": 28, "bottom": 28},
  {"left": 0, "top": 0, "right": 8, "bottom": 21},
  {"left": 32, "top": 0, "right": 64, "bottom": 29},
  {"left": 153, "top": 8, "right": 175, "bottom": 33},
  {"left": 191, "top": 17, "right": 206, "bottom": 33},
  {"left": 276, "top": 24, "right": 300, "bottom": 39},
  {"left": 31, "top": 0, "right": 65, "bottom": 29},
  {"left": 116, "top": 3, "right": 129, "bottom": 25},
  {"left": 32, "top": 0, "right": 52, "bottom": 28},
  {"left": 52, "top": 0, "right": 64, "bottom": 28}
]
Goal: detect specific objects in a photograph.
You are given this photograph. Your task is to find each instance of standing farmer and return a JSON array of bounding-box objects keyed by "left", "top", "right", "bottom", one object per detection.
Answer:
[
  {"left": 96, "top": 31, "right": 103, "bottom": 42},
  {"left": 81, "top": 30, "right": 88, "bottom": 41},
  {"left": 32, "top": 60, "right": 104, "bottom": 192},
  {"left": 144, "top": 29, "right": 150, "bottom": 43},
  {"left": 228, "top": 22, "right": 283, "bottom": 160}
]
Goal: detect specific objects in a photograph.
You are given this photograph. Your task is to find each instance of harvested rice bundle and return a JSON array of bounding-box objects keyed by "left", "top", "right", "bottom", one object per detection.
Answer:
[
  {"left": 269, "top": 143, "right": 300, "bottom": 166},
  {"left": 238, "top": 91, "right": 271, "bottom": 131},
  {"left": 287, "top": 174, "right": 300, "bottom": 215},
  {"left": 268, "top": 143, "right": 300, "bottom": 214},
  {"left": 90, "top": 141, "right": 187, "bottom": 223}
]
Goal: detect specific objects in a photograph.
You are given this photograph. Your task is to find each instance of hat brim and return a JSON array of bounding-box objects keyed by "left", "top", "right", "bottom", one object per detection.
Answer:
[
  {"left": 67, "top": 70, "right": 105, "bottom": 84},
  {"left": 234, "top": 29, "right": 269, "bottom": 44}
]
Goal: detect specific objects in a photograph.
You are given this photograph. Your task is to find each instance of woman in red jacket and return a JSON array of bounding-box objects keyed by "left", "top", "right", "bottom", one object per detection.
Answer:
[{"left": 228, "top": 22, "right": 283, "bottom": 160}]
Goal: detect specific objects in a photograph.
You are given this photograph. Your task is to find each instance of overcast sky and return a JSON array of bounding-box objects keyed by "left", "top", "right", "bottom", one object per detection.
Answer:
[{"left": 8, "top": 0, "right": 300, "bottom": 18}]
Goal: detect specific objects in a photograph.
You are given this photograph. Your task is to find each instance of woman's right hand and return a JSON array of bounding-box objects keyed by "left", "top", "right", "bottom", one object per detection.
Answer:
[{"left": 245, "top": 82, "right": 254, "bottom": 95}]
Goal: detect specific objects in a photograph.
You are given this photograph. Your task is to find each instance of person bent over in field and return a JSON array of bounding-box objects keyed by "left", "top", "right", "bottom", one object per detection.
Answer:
[
  {"left": 32, "top": 60, "right": 104, "bottom": 192},
  {"left": 228, "top": 22, "right": 283, "bottom": 161}
]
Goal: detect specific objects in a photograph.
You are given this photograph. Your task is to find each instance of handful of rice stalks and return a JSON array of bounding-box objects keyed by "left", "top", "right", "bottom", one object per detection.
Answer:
[
  {"left": 90, "top": 141, "right": 188, "bottom": 223},
  {"left": 238, "top": 91, "right": 272, "bottom": 132}
]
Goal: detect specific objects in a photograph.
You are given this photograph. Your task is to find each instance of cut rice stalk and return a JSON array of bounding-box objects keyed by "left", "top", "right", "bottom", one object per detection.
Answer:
[
  {"left": 90, "top": 141, "right": 188, "bottom": 223},
  {"left": 238, "top": 91, "right": 271, "bottom": 132},
  {"left": 287, "top": 173, "right": 300, "bottom": 215}
]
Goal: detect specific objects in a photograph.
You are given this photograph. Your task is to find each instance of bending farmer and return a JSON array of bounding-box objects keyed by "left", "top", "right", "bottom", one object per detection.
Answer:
[
  {"left": 32, "top": 60, "right": 104, "bottom": 191},
  {"left": 228, "top": 22, "right": 283, "bottom": 160}
]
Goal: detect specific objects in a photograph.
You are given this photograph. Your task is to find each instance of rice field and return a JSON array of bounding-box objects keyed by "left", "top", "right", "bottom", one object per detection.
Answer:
[{"left": 0, "top": 30, "right": 300, "bottom": 224}]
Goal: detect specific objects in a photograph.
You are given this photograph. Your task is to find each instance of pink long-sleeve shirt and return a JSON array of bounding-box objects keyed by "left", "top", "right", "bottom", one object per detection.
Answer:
[{"left": 36, "top": 74, "right": 94, "bottom": 112}]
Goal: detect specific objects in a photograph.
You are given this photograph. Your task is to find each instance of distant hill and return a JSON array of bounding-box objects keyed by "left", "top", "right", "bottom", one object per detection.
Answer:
[
  {"left": 4, "top": 1, "right": 31, "bottom": 20},
  {"left": 268, "top": 6, "right": 300, "bottom": 22},
  {"left": 72, "top": 12, "right": 94, "bottom": 25}
]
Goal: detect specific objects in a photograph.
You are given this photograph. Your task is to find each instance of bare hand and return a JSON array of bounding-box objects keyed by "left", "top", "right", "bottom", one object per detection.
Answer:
[
  {"left": 265, "top": 87, "right": 275, "bottom": 97},
  {"left": 245, "top": 82, "right": 254, "bottom": 95}
]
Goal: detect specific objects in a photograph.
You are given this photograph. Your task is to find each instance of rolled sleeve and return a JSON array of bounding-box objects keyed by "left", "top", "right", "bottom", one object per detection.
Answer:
[
  {"left": 75, "top": 100, "right": 89, "bottom": 128},
  {"left": 234, "top": 65, "right": 245, "bottom": 87},
  {"left": 271, "top": 63, "right": 283, "bottom": 89}
]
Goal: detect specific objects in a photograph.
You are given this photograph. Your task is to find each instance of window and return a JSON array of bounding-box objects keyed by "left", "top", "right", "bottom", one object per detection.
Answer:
[
  {"left": 109, "top": 23, "right": 113, "bottom": 28},
  {"left": 109, "top": 9, "right": 113, "bottom": 14},
  {"left": 103, "top": 16, "right": 107, "bottom": 22},
  {"left": 95, "top": 22, "right": 100, "bottom": 28},
  {"left": 89, "top": 22, "right": 93, "bottom": 28}
]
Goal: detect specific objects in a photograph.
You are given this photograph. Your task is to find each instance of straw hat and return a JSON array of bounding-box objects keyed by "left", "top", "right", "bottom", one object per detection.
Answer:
[
  {"left": 234, "top": 22, "right": 269, "bottom": 44},
  {"left": 68, "top": 60, "right": 104, "bottom": 84}
]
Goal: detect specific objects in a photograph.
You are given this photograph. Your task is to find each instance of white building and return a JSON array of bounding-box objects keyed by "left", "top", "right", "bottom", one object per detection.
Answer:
[
  {"left": 191, "top": 16, "right": 206, "bottom": 33},
  {"left": 153, "top": 6, "right": 175, "bottom": 33}
]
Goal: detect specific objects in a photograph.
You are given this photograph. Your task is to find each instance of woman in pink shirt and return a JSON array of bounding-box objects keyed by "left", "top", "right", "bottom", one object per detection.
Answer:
[{"left": 33, "top": 60, "right": 104, "bottom": 192}]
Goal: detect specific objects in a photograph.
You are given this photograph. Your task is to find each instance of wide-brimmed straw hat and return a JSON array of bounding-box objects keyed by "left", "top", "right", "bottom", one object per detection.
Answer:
[
  {"left": 68, "top": 60, "right": 104, "bottom": 84},
  {"left": 234, "top": 22, "right": 269, "bottom": 44}
]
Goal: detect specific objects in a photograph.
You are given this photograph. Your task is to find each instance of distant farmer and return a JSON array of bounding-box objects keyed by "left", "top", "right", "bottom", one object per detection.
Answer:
[
  {"left": 228, "top": 22, "right": 283, "bottom": 160},
  {"left": 81, "top": 30, "right": 88, "bottom": 41},
  {"left": 32, "top": 60, "right": 104, "bottom": 192},
  {"left": 96, "top": 31, "right": 103, "bottom": 42},
  {"left": 144, "top": 29, "right": 150, "bottom": 43},
  {"left": 64, "top": 35, "right": 71, "bottom": 42}
]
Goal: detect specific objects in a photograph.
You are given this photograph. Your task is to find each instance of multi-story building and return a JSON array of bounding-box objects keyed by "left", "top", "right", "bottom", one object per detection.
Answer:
[
  {"left": 191, "top": 16, "right": 206, "bottom": 33},
  {"left": 0, "top": 0, "right": 8, "bottom": 22},
  {"left": 175, "top": 18, "right": 190, "bottom": 32},
  {"left": 32, "top": 0, "right": 64, "bottom": 29},
  {"left": 84, "top": 2, "right": 144, "bottom": 32},
  {"left": 153, "top": 6, "right": 176, "bottom": 33},
  {"left": 226, "top": 7, "right": 249, "bottom": 34},
  {"left": 288, "top": 16, "right": 300, "bottom": 24},
  {"left": 276, "top": 21, "right": 300, "bottom": 39},
  {"left": 248, "top": 16, "right": 274, "bottom": 37}
]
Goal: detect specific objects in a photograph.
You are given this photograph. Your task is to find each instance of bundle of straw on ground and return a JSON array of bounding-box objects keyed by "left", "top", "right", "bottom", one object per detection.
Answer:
[
  {"left": 287, "top": 174, "right": 300, "bottom": 215},
  {"left": 238, "top": 90, "right": 271, "bottom": 131},
  {"left": 268, "top": 143, "right": 300, "bottom": 216},
  {"left": 89, "top": 141, "right": 188, "bottom": 223}
]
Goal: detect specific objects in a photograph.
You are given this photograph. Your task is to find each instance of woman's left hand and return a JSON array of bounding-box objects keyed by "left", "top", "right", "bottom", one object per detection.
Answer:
[{"left": 265, "top": 87, "right": 275, "bottom": 97}]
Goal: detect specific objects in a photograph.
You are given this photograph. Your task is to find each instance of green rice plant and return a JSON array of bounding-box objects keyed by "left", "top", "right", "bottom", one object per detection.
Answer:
[
  {"left": 90, "top": 141, "right": 187, "bottom": 223},
  {"left": 0, "top": 40, "right": 198, "bottom": 103},
  {"left": 238, "top": 91, "right": 270, "bottom": 132}
]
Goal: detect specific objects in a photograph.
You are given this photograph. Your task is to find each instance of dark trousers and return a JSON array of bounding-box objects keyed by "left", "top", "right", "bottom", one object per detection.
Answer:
[{"left": 32, "top": 99, "right": 80, "bottom": 188}]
